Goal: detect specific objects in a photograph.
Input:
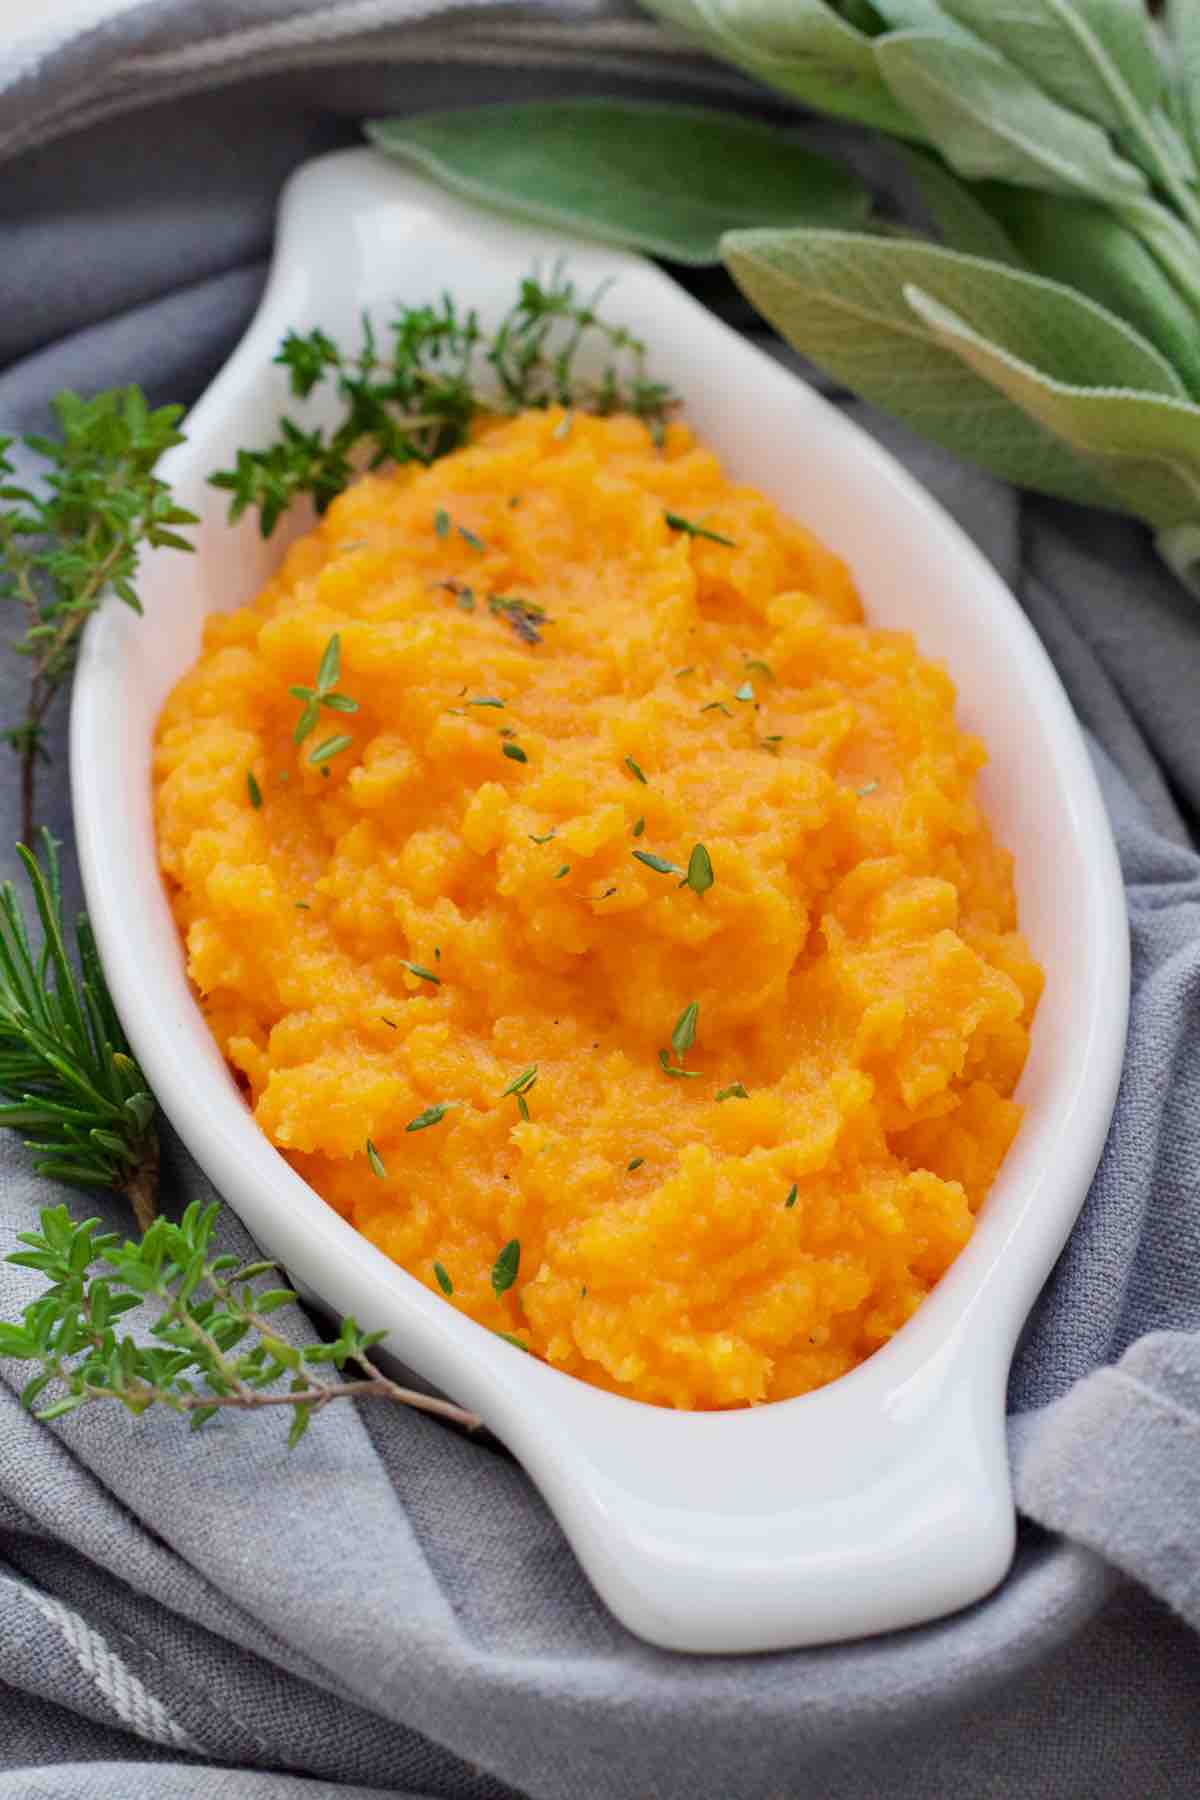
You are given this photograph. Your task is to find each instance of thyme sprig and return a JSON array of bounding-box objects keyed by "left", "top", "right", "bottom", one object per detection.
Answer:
[
  {"left": 0, "top": 388, "right": 196, "bottom": 840},
  {"left": 0, "top": 1201, "right": 478, "bottom": 1445},
  {"left": 0, "top": 834, "right": 158, "bottom": 1230},
  {"left": 212, "top": 269, "right": 676, "bottom": 538}
]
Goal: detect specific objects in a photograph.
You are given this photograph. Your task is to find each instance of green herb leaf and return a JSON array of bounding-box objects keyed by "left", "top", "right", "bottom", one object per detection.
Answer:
[
  {"left": 246, "top": 771, "right": 262, "bottom": 809},
  {"left": 406, "top": 1102, "right": 452, "bottom": 1132},
  {"left": 785, "top": 1183, "right": 799, "bottom": 1208},
  {"left": 684, "top": 843, "right": 714, "bottom": 896},
  {"left": 641, "top": 0, "right": 917, "bottom": 136},
  {"left": 434, "top": 1261, "right": 454, "bottom": 1296},
  {"left": 500, "top": 1065, "right": 539, "bottom": 1099},
  {"left": 459, "top": 525, "right": 486, "bottom": 552},
  {"left": 625, "top": 756, "right": 648, "bottom": 784},
  {"left": 502, "top": 741, "right": 528, "bottom": 764},
  {"left": 658, "top": 1049, "right": 702, "bottom": 1080},
  {"left": 466, "top": 696, "right": 505, "bottom": 708},
  {"left": 671, "top": 1001, "right": 699, "bottom": 1062},
  {"left": 734, "top": 680, "right": 754, "bottom": 702},
  {"left": 367, "top": 102, "right": 870, "bottom": 266},
  {"left": 491, "top": 1238, "right": 521, "bottom": 1298},
  {"left": 400, "top": 960, "right": 441, "bottom": 985},
  {"left": 633, "top": 850, "right": 682, "bottom": 876},
  {"left": 743, "top": 658, "right": 774, "bottom": 680},
  {"left": 905, "top": 281, "right": 1200, "bottom": 530},
  {"left": 308, "top": 733, "right": 354, "bottom": 767},
  {"left": 715, "top": 1082, "right": 749, "bottom": 1102},
  {"left": 722, "top": 229, "right": 1168, "bottom": 507},
  {"left": 873, "top": 31, "right": 1147, "bottom": 206},
  {"left": 435, "top": 507, "right": 450, "bottom": 537},
  {"left": 701, "top": 701, "right": 733, "bottom": 716},
  {"left": 366, "top": 1139, "right": 387, "bottom": 1178},
  {"left": 664, "top": 510, "right": 736, "bottom": 546},
  {"left": 316, "top": 633, "right": 342, "bottom": 693},
  {"left": 936, "top": 0, "right": 1163, "bottom": 135},
  {"left": 632, "top": 817, "right": 645, "bottom": 838},
  {"left": 554, "top": 865, "right": 571, "bottom": 879},
  {"left": 529, "top": 830, "right": 556, "bottom": 844},
  {"left": 627, "top": 1156, "right": 645, "bottom": 1171}
]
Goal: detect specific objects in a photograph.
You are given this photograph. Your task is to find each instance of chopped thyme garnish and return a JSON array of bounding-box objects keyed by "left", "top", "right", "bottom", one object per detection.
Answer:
[
  {"left": 633, "top": 850, "right": 681, "bottom": 876},
  {"left": 744, "top": 658, "right": 774, "bottom": 681},
  {"left": 400, "top": 960, "right": 440, "bottom": 985},
  {"left": 434, "top": 507, "right": 450, "bottom": 538},
  {"left": 701, "top": 701, "right": 732, "bottom": 717},
  {"left": 529, "top": 830, "right": 556, "bottom": 844},
  {"left": 500, "top": 1065, "right": 538, "bottom": 1122},
  {"left": 664, "top": 511, "right": 736, "bottom": 547},
  {"left": 632, "top": 817, "right": 645, "bottom": 838},
  {"left": 734, "top": 680, "right": 755, "bottom": 703},
  {"left": 246, "top": 770, "right": 262, "bottom": 809},
  {"left": 366, "top": 1139, "right": 387, "bottom": 1178},
  {"left": 508, "top": 495, "right": 522, "bottom": 508},
  {"left": 671, "top": 1001, "right": 699, "bottom": 1061},
  {"left": 496, "top": 1329, "right": 530, "bottom": 1352},
  {"left": 498, "top": 726, "right": 517, "bottom": 738},
  {"left": 554, "top": 865, "right": 570, "bottom": 879},
  {"left": 502, "top": 741, "right": 528, "bottom": 764},
  {"left": 625, "top": 756, "right": 648, "bottom": 784},
  {"left": 658, "top": 1049, "right": 702, "bottom": 1080},
  {"left": 380, "top": 1016, "right": 398, "bottom": 1028},
  {"left": 434, "top": 1261, "right": 454, "bottom": 1296},
  {"left": 599, "top": 886, "right": 618, "bottom": 898},
  {"left": 762, "top": 735, "right": 784, "bottom": 753},
  {"left": 459, "top": 524, "right": 486, "bottom": 552},
  {"left": 715, "top": 1082, "right": 749, "bottom": 1102},
  {"left": 489, "top": 594, "right": 545, "bottom": 645},
  {"left": 294, "top": 901, "right": 311, "bottom": 910},
  {"left": 308, "top": 732, "right": 353, "bottom": 767},
  {"left": 406, "top": 1102, "right": 451, "bottom": 1132},
  {"left": 785, "top": 1183, "right": 798, "bottom": 1209},
  {"left": 857, "top": 780, "right": 880, "bottom": 797},
  {"left": 627, "top": 1156, "right": 645, "bottom": 1172},
  {"left": 674, "top": 665, "right": 695, "bottom": 677},
  {"left": 491, "top": 1238, "right": 521, "bottom": 1298},
  {"left": 291, "top": 632, "right": 359, "bottom": 745},
  {"left": 683, "top": 843, "right": 714, "bottom": 897},
  {"left": 466, "top": 696, "right": 504, "bottom": 708}
]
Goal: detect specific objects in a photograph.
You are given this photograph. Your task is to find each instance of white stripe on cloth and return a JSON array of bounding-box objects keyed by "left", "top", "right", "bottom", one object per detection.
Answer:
[{"left": 3, "top": 1571, "right": 200, "bottom": 1752}]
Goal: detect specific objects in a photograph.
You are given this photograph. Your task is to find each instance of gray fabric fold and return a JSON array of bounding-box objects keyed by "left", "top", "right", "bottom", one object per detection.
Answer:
[{"left": 2, "top": 4, "right": 1200, "bottom": 1797}]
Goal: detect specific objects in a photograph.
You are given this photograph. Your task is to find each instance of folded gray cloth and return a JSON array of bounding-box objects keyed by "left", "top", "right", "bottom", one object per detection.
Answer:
[{"left": 2, "top": 5, "right": 1200, "bottom": 1798}]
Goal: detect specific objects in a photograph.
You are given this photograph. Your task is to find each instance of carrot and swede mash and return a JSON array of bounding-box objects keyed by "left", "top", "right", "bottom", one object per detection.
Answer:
[{"left": 154, "top": 408, "right": 1041, "bottom": 1409}]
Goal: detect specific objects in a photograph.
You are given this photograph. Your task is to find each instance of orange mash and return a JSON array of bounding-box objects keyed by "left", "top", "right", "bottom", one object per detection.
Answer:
[{"left": 154, "top": 408, "right": 1041, "bottom": 1409}]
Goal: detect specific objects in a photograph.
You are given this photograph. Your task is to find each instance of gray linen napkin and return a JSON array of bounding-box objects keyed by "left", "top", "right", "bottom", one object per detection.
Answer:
[{"left": 2, "top": 5, "right": 1200, "bottom": 1797}]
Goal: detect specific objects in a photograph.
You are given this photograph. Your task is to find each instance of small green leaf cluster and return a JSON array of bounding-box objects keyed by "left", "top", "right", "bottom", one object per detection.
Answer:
[
  {"left": 0, "top": 387, "right": 195, "bottom": 832},
  {"left": 210, "top": 268, "right": 678, "bottom": 539},
  {"left": 0, "top": 1199, "right": 477, "bottom": 1446}
]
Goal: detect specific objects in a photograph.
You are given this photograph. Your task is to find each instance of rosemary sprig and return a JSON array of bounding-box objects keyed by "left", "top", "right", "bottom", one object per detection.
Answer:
[
  {"left": 0, "top": 389, "right": 196, "bottom": 841},
  {"left": 0, "top": 833, "right": 158, "bottom": 1229},
  {"left": 210, "top": 269, "right": 676, "bottom": 537},
  {"left": 0, "top": 1201, "right": 478, "bottom": 1445}
]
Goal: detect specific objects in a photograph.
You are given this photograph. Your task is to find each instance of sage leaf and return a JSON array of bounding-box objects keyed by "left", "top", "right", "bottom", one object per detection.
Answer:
[
  {"left": 367, "top": 102, "right": 870, "bottom": 266},
  {"left": 722, "top": 227, "right": 1175, "bottom": 504},
  {"left": 1165, "top": 0, "right": 1200, "bottom": 167},
  {"left": 643, "top": 0, "right": 918, "bottom": 136},
  {"left": 905, "top": 282, "right": 1200, "bottom": 531},
  {"left": 936, "top": 0, "right": 1162, "bottom": 132},
  {"left": 874, "top": 29, "right": 1148, "bottom": 204},
  {"left": 980, "top": 188, "right": 1200, "bottom": 397}
]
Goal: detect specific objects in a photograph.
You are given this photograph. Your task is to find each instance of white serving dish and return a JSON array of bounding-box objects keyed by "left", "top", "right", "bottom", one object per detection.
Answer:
[{"left": 71, "top": 147, "right": 1129, "bottom": 1655}]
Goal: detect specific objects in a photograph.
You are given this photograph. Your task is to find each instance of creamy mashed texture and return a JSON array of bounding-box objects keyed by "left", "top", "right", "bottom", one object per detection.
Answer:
[{"left": 154, "top": 408, "right": 1042, "bottom": 1409}]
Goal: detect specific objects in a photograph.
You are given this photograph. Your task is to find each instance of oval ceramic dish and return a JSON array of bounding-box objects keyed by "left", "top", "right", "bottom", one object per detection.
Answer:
[{"left": 72, "top": 148, "right": 1128, "bottom": 1655}]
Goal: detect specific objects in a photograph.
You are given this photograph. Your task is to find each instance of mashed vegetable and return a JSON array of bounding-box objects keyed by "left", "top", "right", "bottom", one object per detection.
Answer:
[{"left": 154, "top": 408, "right": 1041, "bottom": 1409}]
